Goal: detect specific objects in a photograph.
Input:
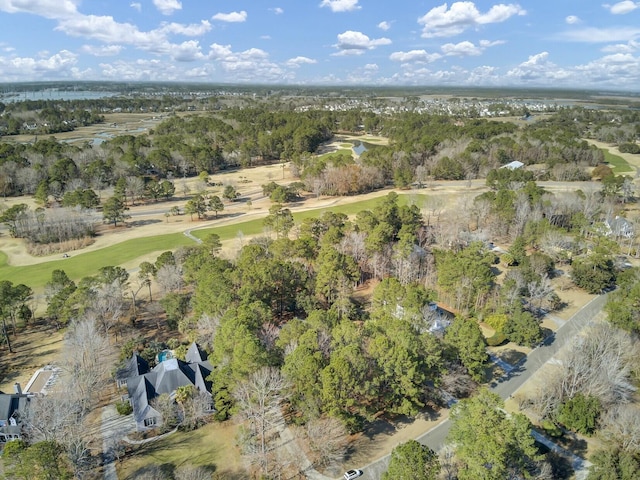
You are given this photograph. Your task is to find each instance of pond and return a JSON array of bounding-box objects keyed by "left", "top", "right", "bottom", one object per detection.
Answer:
[{"left": 351, "top": 140, "right": 379, "bottom": 156}]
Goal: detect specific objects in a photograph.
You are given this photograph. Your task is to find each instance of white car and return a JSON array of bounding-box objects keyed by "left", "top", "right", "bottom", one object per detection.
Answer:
[{"left": 344, "top": 469, "right": 363, "bottom": 480}]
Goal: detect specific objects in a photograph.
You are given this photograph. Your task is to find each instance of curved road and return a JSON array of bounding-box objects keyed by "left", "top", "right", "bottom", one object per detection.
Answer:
[{"left": 356, "top": 293, "right": 609, "bottom": 480}]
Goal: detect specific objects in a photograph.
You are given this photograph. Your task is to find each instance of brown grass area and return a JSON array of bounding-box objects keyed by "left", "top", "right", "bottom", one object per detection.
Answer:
[
  {"left": 0, "top": 319, "right": 64, "bottom": 392},
  {"left": 116, "top": 421, "right": 244, "bottom": 480}
]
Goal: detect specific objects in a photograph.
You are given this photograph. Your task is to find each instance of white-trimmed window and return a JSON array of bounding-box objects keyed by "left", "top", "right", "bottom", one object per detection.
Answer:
[{"left": 144, "top": 417, "right": 157, "bottom": 427}]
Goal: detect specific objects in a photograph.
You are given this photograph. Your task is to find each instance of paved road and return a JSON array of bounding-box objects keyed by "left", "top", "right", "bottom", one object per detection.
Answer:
[
  {"left": 100, "top": 405, "right": 136, "bottom": 480},
  {"left": 356, "top": 293, "right": 608, "bottom": 480}
]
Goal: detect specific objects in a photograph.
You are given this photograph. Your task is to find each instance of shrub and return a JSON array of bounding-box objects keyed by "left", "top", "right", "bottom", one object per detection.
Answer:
[
  {"left": 541, "top": 419, "right": 563, "bottom": 438},
  {"left": 486, "top": 333, "right": 508, "bottom": 346},
  {"left": 485, "top": 313, "right": 508, "bottom": 332},
  {"left": 556, "top": 393, "right": 601, "bottom": 436},
  {"left": 116, "top": 400, "right": 133, "bottom": 415}
]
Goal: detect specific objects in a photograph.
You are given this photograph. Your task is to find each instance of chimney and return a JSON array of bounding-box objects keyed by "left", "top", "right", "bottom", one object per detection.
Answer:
[{"left": 14, "top": 383, "right": 22, "bottom": 395}]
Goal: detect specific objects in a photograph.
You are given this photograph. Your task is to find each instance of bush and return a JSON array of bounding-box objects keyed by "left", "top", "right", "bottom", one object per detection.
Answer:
[
  {"left": 541, "top": 419, "right": 563, "bottom": 438},
  {"left": 485, "top": 314, "right": 508, "bottom": 332},
  {"left": 486, "top": 333, "right": 508, "bottom": 346},
  {"left": 116, "top": 400, "right": 133, "bottom": 415},
  {"left": 556, "top": 393, "right": 601, "bottom": 436},
  {"left": 619, "top": 142, "right": 640, "bottom": 154}
]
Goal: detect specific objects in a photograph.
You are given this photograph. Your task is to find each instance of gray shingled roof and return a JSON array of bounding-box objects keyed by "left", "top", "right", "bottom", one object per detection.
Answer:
[
  {"left": 116, "top": 352, "right": 149, "bottom": 381},
  {"left": 125, "top": 343, "right": 213, "bottom": 424},
  {"left": 185, "top": 342, "right": 207, "bottom": 363},
  {"left": 0, "top": 393, "right": 30, "bottom": 435}
]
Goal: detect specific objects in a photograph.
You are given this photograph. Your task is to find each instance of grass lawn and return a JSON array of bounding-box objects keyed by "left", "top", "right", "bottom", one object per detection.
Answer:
[
  {"left": 117, "top": 421, "right": 244, "bottom": 480},
  {"left": 0, "top": 232, "right": 194, "bottom": 288},
  {"left": 602, "top": 148, "right": 634, "bottom": 173},
  {"left": 318, "top": 150, "right": 353, "bottom": 161},
  {"left": 192, "top": 192, "right": 428, "bottom": 240},
  {"left": 0, "top": 192, "right": 428, "bottom": 289}
]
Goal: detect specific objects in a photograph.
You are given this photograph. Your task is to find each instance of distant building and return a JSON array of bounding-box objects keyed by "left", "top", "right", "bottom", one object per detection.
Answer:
[
  {"left": 499, "top": 160, "right": 524, "bottom": 170},
  {"left": 604, "top": 216, "right": 634, "bottom": 239}
]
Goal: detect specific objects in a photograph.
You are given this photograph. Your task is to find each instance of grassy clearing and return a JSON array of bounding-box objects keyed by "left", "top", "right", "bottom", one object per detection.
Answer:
[
  {"left": 602, "top": 148, "right": 634, "bottom": 173},
  {"left": 0, "top": 232, "right": 194, "bottom": 287},
  {"left": 117, "top": 421, "right": 243, "bottom": 480}
]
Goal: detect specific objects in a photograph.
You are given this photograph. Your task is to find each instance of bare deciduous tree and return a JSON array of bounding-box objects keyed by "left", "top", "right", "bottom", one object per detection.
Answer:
[
  {"left": 196, "top": 313, "right": 221, "bottom": 351},
  {"left": 234, "top": 367, "right": 288, "bottom": 478},
  {"left": 528, "top": 323, "right": 638, "bottom": 419},
  {"left": 156, "top": 263, "right": 183, "bottom": 293},
  {"left": 150, "top": 393, "right": 179, "bottom": 433},
  {"left": 174, "top": 465, "right": 213, "bottom": 480},
  {"left": 303, "top": 417, "right": 349, "bottom": 470},
  {"left": 63, "top": 316, "right": 113, "bottom": 412},
  {"left": 599, "top": 404, "right": 640, "bottom": 452}
]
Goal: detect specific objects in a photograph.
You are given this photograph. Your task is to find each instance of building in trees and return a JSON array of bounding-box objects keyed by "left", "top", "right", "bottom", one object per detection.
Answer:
[
  {"left": 0, "top": 387, "right": 32, "bottom": 444},
  {"left": 123, "top": 342, "right": 213, "bottom": 430}
]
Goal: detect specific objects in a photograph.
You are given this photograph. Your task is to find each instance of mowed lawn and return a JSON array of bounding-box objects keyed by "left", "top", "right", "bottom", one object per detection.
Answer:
[
  {"left": 0, "top": 192, "right": 427, "bottom": 289},
  {"left": 602, "top": 148, "right": 634, "bottom": 174},
  {"left": 117, "top": 421, "right": 243, "bottom": 479},
  {"left": 0, "top": 233, "right": 194, "bottom": 287}
]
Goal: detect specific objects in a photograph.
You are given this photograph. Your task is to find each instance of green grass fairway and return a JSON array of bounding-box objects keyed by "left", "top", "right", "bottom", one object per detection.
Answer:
[
  {"left": 602, "top": 149, "right": 634, "bottom": 174},
  {"left": 191, "top": 193, "right": 428, "bottom": 240},
  {"left": 0, "top": 192, "right": 428, "bottom": 289},
  {"left": 0, "top": 233, "right": 194, "bottom": 288}
]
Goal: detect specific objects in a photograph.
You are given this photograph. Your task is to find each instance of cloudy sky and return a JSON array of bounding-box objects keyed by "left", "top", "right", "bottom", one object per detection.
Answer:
[{"left": 0, "top": 0, "right": 639, "bottom": 90}]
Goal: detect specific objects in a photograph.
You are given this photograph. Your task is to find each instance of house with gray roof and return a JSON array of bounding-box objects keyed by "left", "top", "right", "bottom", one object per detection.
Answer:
[
  {"left": 604, "top": 216, "right": 634, "bottom": 239},
  {"left": 116, "top": 352, "right": 149, "bottom": 388},
  {"left": 0, "top": 385, "right": 32, "bottom": 444},
  {"left": 124, "top": 342, "right": 213, "bottom": 431}
]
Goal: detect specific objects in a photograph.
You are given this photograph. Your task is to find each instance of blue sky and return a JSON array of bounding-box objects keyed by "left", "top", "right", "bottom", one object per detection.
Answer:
[{"left": 0, "top": 1, "right": 639, "bottom": 91}]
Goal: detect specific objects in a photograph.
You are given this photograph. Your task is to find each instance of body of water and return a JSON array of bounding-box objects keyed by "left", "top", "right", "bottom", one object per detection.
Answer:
[
  {"left": 351, "top": 140, "right": 380, "bottom": 155},
  {"left": 1, "top": 90, "right": 118, "bottom": 103}
]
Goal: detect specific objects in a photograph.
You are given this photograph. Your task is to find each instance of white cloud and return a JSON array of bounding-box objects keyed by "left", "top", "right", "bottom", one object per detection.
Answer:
[
  {"left": 0, "top": 50, "right": 79, "bottom": 80},
  {"left": 378, "top": 21, "right": 391, "bottom": 31},
  {"left": 81, "top": 44, "right": 123, "bottom": 56},
  {"left": 0, "top": 0, "right": 79, "bottom": 19},
  {"left": 271, "top": 7, "right": 284, "bottom": 15},
  {"left": 286, "top": 56, "right": 317, "bottom": 67},
  {"left": 207, "top": 46, "right": 284, "bottom": 82},
  {"left": 170, "top": 40, "right": 204, "bottom": 62},
  {"left": 261, "top": 35, "right": 271, "bottom": 40},
  {"left": 158, "top": 20, "right": 211, "bottom": 36},
  {"left": 601, "top": 40, "right": 639, "bottom": 53},
  {"left": 153, "top": 0, "right": 182, "bottom": 16},
  {"left": 319, "top": 0, "right": 361, "bottom": 13},
  {"left": 389, "top": 49, "right": 441, "bottom": 63},
  {"left": 333, "top": 30, "right": 391, "bottom": 55},
  {"left": 130, "top": 2, "right": 141, "bottom": 12},
  {"left": 441, "top": 41, "right": 483, "bottom": 56},
  {"left": 506, "top": 51, "right": 570, "bottom": 83},
  {"left": 212, "top": 11, "right": 248, "bottom": 23},
  {"left": 364, "top": 63, "right": 378, "bottom": 71},
  {"left": 565, "top": 15, "right": 580, "bottom": 24},
  {"left": 418, "top": 2, "right": 526, "bottom": 38},
  {"left": 603, "top": 1, "right": 640, "bottom": 15},
  {"left": 558, "top": 26, "right": 640, "bottom": 43}
]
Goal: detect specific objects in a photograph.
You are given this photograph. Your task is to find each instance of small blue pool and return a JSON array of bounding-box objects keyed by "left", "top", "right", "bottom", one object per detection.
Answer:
[{"left": 157, "top": 350, "right": 174, "bottom": 363}]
